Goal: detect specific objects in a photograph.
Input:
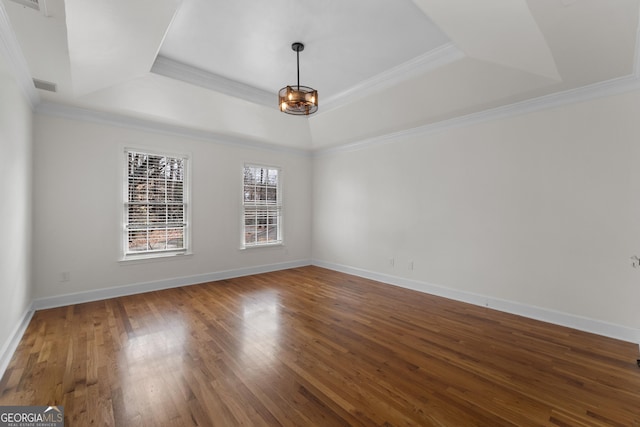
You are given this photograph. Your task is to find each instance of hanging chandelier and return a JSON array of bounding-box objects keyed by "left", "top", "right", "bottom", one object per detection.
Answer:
[{"left": 279, "top": 42, "right": 318, "bottom": 115}]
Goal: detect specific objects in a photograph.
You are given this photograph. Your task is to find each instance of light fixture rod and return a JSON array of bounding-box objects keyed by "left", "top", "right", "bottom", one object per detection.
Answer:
[
  {"left": 296, "top": 47, "right": 300, "bottom": 90},
  {"left": 292, "top": 42, "right": 304, "bottom": 90}
]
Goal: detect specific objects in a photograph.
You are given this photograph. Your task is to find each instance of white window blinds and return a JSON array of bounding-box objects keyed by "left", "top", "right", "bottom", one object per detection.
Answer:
[
  {"left": 243, "top": 165, "right": 282, "bottom": 247},
  {"left": 125, "top": 150, "right": 188, "bottom": 256}
]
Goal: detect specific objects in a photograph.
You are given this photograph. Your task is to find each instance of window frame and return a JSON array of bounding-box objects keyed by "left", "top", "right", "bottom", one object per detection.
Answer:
[
  {"left": 122, "top": 148, "right": 190, "bottom": 261},
  {"left": 242, "top": 163, "right": 283, "bottom": 249}
]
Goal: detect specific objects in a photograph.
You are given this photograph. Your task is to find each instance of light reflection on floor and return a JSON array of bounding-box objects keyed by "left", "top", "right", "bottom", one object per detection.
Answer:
[
  {"left": 240, "top": 290, "right": 281, "bottom": 372},
  {"left": 119, "top": 312, "right": 187, "bottom": 420},
  {"left": 114, "top": 291, "right": 283, "bottom": 419}
]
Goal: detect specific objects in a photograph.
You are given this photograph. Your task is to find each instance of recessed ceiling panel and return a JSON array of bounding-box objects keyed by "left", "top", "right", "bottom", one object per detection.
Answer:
[
  {"left": 158, "top": 0, "right": 451, "bottom": 99},
  {"left": 412, "top": 0, "right": 561, "bottom": 81},
  {"left": 65, "top": 0, "right": 181, "bottom": 95}
]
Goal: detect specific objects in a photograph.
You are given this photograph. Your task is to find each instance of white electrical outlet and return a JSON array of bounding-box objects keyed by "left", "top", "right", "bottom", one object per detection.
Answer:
[{"left": 60, "top": 271, "right": 70, "bottom": 282}]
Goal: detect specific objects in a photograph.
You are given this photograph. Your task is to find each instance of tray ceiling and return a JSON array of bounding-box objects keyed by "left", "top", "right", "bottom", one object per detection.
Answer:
[{"left": 2, "top": 0, "right": 639, "bottom": 150}]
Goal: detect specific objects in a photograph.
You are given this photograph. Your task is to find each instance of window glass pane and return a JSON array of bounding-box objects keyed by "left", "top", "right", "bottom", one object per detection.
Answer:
[
  {"left": 267, "top": 169, "right": 278, "bottom": 185},
  {"left": 127, "top": 205, "right": 147, "bottom": 224},
  {"left": 149, "top": 227, "right": 168, "bottom": 250},
  {"left": 167, "top": 205, "right": 184, "bottom": 224},
  {"left": 266, "top": 224, "right": 278, "bottom": 242},
  {"left": 149, "top": 205, "right": 167, "bottom": 222},
  {"left": 266, "top": 187, "right": 277, "bottom": 203},
  {"left": 128, "top": 178, "right": 147, "bottom": 202},
  {"left": 244, "top": 211, "right": 256, "bottom": 225},
  {"left": 166, "top": 228, "right": 184, "bottom": 249},
  {"left": 128, "top": 229, "right": 149, "bottom": 252},
  {"left": 167, "top": 181, "right": 183, "bottom": 203},
  {"left": 148, "top": 178, "right": 167, "bottom": 202}
]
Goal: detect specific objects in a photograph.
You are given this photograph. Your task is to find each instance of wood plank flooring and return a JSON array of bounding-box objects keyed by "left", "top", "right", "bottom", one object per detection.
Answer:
[{"left": 1, "top": 266, "right": 639, "bottom": 426}]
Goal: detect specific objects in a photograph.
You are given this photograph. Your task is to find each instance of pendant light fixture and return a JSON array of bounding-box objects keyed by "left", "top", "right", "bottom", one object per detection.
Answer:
[{"left": 278, "top": 42, "right": 318, "bottom": 115}]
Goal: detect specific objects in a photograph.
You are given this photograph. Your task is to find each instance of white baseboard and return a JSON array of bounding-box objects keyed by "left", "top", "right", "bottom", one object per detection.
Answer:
[
  {"left": 0, "top": 306, "right": 35, "bottom": 380},
  {"left": 33, "top": 259, "right": 311, "bottom": 310},
  {"left": 1, "top": 260, "right": 311, "bottom": 380},
  {"left": 313, "top": 260, "right": 640, "bottom": 345},
  {"left": 6, "top": 257, "right": 636, "bottom": 383}
]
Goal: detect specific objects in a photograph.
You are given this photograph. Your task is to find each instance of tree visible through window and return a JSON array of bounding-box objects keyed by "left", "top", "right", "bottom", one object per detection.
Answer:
[
  {"left": 125, "top": 150, "right": 188, "bottom": 256},
  {"left": 243, "top": 165, "right": 281, "bottom": 247}
]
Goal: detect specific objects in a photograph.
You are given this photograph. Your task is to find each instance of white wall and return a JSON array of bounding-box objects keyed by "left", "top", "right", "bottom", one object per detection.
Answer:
[
  {"left": 313, "top": 89, "right": 640, "bottom": 341},
  {"left": 8, "top": 60, "right": 640, "bottom": 352},
  {"left": 32, "top": 114, "right": 312, "bottom": 301},
  {"left": 0, "top": 53, "right": 33, "bottom": 357}
]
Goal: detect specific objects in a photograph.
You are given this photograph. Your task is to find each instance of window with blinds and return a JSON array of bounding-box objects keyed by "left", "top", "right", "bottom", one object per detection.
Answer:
[
  {"left": 243, "top": 165, "right": 282, "bottom": 247},
  {"left": 125, "top": 150, "right": 188, "bottom": 257}
]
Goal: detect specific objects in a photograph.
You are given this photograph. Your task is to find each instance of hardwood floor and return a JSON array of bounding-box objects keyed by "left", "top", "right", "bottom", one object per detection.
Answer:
[{"left": 1, "top": 266, "right": 638, "bottom": 426}]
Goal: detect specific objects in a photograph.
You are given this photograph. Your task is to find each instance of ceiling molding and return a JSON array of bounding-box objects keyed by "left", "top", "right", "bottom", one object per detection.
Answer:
[
  {"left": 151, "top": 43, "right": 464, "bottom": 115},
  {"left": 318, "top": 43, "right": 465, "bottom": 113},
  {"left": 32, "top": 71, "right": 640, "bottom": 159},
  {"left": 314, "top": 73, "right": 640, "bottom": 157},
  {"left": 151, "top": 55, "right": 276, "bottom": 107},
  {"left": 0, "top": 1, "right": 39, "bottom": 108},
  {"left": 35, "top": 101, "right": 311, "bottom": 157}
]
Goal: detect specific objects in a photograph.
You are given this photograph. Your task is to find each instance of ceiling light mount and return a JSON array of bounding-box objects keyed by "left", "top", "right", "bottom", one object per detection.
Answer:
[{"left": 279, "top": 42, "right": 318, "bottom": 116}]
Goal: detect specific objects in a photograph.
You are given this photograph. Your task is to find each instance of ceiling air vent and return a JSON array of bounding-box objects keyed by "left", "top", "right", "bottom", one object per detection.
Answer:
[
  {"left": 33, "top": 78, "right": 56, "bottom": 92},
  {"left": 8, "top": 0, "right": 39, "bottom": 10}
]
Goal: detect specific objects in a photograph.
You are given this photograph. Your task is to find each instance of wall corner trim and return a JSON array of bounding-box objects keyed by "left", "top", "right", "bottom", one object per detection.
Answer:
[{"left": 312, "top": 260, "right": 640, "bottom": 345}]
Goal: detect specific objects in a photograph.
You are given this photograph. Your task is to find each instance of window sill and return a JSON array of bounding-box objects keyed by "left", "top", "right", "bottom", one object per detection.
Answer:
[
  {"left": 239, "top": 242, "right": 284, "bottom": 251},
  {"left": 119, "top": 251, "right": 192, "bottom": 264}
]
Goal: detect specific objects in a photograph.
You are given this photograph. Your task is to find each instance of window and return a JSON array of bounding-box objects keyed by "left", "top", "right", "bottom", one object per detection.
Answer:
[
  {"left": 243, "top": 165, "right": 282, "bottom": 247},
  {"left": 124, "top": 149, "right": 188, "bottom": 258}
]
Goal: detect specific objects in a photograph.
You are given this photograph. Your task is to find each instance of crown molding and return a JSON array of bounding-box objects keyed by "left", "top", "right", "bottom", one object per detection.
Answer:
[
  {"left": 315, "top": 73, "right": 640, "bottom": 156},
  {"left": 151, "top": 43, "right": 464, "bottom": 115},
  {"left": 319, "top": 43, "right": 465, "bottom": 113},
  {"left": 35, "top": 101, "right": 311, "bottom": 157},
  {"left": 0, "top": 1, "right": 39, "bottom": 108},
  {"left": 34, "top": 71, "right": 640, "bottom": 160},
  {"left": 151, "top": 55, "right": 276, "bottom": 107}
]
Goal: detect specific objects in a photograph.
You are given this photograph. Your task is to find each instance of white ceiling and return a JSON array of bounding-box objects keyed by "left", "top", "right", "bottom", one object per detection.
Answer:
[
  {"left": 159, "top": 0, "right": 451, "bottom": 99},
  {"left": 2, "top": 0, "right": 639, "bottom": 150}
]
